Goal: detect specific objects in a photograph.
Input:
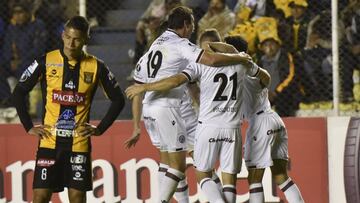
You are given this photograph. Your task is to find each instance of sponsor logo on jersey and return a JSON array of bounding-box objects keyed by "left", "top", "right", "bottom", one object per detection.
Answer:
[
  {"left": 70, "top": 155, "right": 87, "bottom": 164},
  {"left": 37, "top": 159, "right": 55, "bottom": 167},
  {"left": 19, "top": 60, "right": 39, "bottom": 82},
  {"left": 46, "top": 63, "right": 63, "bottom": 68},
  {"left": 52, "top": 90, "right": 85, "bottom": 106},
  {"left": 212, "top": 106, "right": 237, "bottom": 112},
  {"left": 208, "top": 137, "right": 235, "bottom": 143},
  {"left": 72, "top": 165, "right": 85, "bottom": 172},
  {"left": 73, "top": 171, "right": 83, "bottom": 181},
  {"left": 84, "top": 72, "right": 94, "bottom": 84},
  {"left": 55, "top": 109, "right": 76, "bottom": 134},
  {"left": 267, "top": 126, "right": 285, "bottom": 135},
  {"left": 65, "top": 80, "right": 76, "bottom": 89}
]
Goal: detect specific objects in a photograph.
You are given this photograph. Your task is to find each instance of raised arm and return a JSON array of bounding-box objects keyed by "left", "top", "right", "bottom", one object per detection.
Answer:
[
  {"left": 198, "top": 48, "right": 251, "bottom": 67},
  {"left": 125, "top": 73, "right": 189, "bottom": 100}
]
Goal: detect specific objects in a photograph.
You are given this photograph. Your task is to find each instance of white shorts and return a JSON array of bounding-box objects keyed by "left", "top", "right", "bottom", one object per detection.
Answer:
[
  {"left": 244, "top": 111, "right": 289, "bottom": 169},
  {"left": 143, "top": 104, "right": 187, "bottom": 152},
  {"left": 180, "top": 102, "right": 197, "bottom": 151},
  {"left": 194, "top": 123, "right": 242, "bottom": 174}
]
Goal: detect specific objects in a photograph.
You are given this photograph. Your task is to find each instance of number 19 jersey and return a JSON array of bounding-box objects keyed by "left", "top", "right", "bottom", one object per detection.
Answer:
[{"left": 133, "top": 30, "right": 203, "bottom": 107}]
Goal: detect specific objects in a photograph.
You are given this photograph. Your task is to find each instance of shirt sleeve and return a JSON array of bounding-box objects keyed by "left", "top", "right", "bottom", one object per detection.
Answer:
[
  {"left": 96, "top": 62, "right": 125, "bottom": 134},
  {"left": 178, "top": 39, "right": 204, "bottom": 63},
  {"left": 133, "top": 57, "right": 147, "bottom": 84},
  {"left": 12, "top": 57, "right": 46, "bottom": 132},
  {"left": 182, "top": 62, "right": 201, "bottom": 82}
]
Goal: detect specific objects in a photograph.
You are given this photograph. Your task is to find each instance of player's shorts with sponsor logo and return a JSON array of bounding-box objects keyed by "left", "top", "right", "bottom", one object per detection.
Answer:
[
  {"left": 244, "top": 111, "right": 289, "bottom": 169},
  {"left": 142, "top": 104, "right": 187, "bottom": 152},
  {"left": 194, "top": 122, "right": 242, "bottom": 174},
  {"left": 180, "top": 101, "right": 197, "bottom": 152},
  {"left": 33, "top": 148, "right": 92, "bottom": 192}
]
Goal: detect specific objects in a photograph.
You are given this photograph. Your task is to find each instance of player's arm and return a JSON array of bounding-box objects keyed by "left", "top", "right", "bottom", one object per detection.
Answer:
[
  {"left": 198, "top": 48, "right": 251, "bottom": 67},
  {"left": 255, "top": 67, "right": 271, "bottom": 88},
  {"left": 125, "top": 73, "right": 189, "bottom": 100},
  {"left": 187, "top": 82, "right": 200, "bottom": 107},
  {"left": 94, "top": 63, "right": 125, "bottom": 135},
  {"left": 124, "top": 84, "right": 144, "bottom": 149},
  {"left": 12, "top": 58, "right": 46, "bottom": 134},
  {"left": 208, "top": 42, "right": 239, "bottom": 54}
]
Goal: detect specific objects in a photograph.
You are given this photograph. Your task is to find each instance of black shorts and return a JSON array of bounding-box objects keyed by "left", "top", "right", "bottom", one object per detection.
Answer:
[{"left": 33, "top": 148, "right": 92, "bottom": 192}]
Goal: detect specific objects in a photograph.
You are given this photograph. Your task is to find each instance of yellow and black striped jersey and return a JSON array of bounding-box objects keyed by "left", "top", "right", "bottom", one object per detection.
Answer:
[{"left": 13, "top": 49, "right": 125, "bottom": 152}]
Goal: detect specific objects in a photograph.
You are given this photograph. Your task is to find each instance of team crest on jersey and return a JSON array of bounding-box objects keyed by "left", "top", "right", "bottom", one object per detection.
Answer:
[
  {"left": 84, "top": 72, "right": 94, "bottom": 84},
  {"left": 178, "top": 135, "right": 185, "bottom": 143}
]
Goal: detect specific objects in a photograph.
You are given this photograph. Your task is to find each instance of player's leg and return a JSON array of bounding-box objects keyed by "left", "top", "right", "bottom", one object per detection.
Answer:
[
  {"left": 66, "top": 151, "right": 92, "bottom": 203},
  {"left": 244, "top": 114, "right": 275, "bottom": 203},
  {"left": 271, "top": 115, "right": 304, "bottom": 203},
  {"left": 155, "top": 106, "right": 188, "bottom": 202},
  {"left": 194, "top": 124, "right": 225, "bottom": 203},
  {"left": 220, "top": 128, "right": 242, "bottom": 203},
  {"left": 271, "top": 159, "right": 304, "bottom": 203},
  {"left": 247, "top": 168, "right": 265, "bottom": 203},
  {"left": 160, "top": 150, "right": 187, "bottom": 202},
  {"left": 68, "top": 188, "right": 86, "bottom": 203},
  {"left": 32, "top": 148, "right": 57, "bottom": 203},
  {"left": 33, "top": 189, "right": 52, "bottom": 203},
  {"left": 196, "top": 170, "right": 225, "bottom": 203}
]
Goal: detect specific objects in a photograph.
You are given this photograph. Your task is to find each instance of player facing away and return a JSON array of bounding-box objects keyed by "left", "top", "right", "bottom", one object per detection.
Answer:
[
  {"left": 125, "top": 45, "right": 260, "bottom": 203},
  {"left": 226, "top": 36, "right": 305, "bottom": 203},
  {"left": 124, "top": 6, "right": 252, "bottom": 203}
]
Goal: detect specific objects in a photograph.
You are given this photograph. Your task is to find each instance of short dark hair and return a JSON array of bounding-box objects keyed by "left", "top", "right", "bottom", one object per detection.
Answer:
[
  {"left": 168, "top": 6, "right": 193, "bottom": 29},
  {"left": 199, "top": 28, "right": 221, "bottom": 43},
  {"left": 224, "top": 35, "right": 248, "bottom": 52},
  {"left": 64, "top": 16, "right": 90, "bottom": 37}
]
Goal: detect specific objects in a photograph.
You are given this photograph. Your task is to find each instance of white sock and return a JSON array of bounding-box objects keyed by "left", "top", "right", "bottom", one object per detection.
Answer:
[
  {"left": 174, "top": 178, "right": 189, "bottom": 203},
  {"left": 212, "top": 172, "right": 223, "bottom": 194},
  {"left": 159, "top": 168, "right": 185, "bottom": 202},
  {"left": 223, "top": 184, "right": 236, "bottom": 203},
  {"left": 158, "top": 163, "right": 169, "bottom": 197},
  {"left": 278, "top": 178, "right": 304, "bottom": 203},
  {"left": 249, "top": 183, "right": 264, "bottom": 203},
  {"left": 199, "top": 177, "right": 226, "bottom": 203}
]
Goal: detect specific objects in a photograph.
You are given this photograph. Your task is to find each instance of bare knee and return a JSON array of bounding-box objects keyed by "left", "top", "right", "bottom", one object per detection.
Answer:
[
  {"left": 68, "top": 188, "right": 86, "bottom": 203},
  {"left": 247, "top": 168, "right": 265, "bottom": 184},
  {"left": 33, "top": 189, "right": 52, "bottom": 203},
  {"left": 271, "top": 159, "right": 289, "bottom": 185}
]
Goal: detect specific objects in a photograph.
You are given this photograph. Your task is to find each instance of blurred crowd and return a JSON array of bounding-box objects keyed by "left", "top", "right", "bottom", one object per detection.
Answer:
[
  {"left": 132, "top": 0, "right": 360, "bottom": 116},
  {"left": 0, "top": 0, "right": 359, "bottom": 120}
]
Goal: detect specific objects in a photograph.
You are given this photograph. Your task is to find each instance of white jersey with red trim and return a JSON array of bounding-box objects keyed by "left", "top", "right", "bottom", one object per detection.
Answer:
[{"left": 133, "top": 29, "right": 203, "bottom": 107}]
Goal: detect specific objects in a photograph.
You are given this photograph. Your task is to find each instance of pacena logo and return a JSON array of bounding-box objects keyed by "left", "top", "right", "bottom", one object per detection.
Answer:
[{"left": 52, "top": 90, "right": 85, "bottom": 106}]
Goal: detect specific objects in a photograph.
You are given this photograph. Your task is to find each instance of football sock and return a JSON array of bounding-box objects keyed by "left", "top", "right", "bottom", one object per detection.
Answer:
[
  {"left": 199, "top": 177, "right": 225, "bottom": 203},
  {"left": 223, "top": 184, "right": 236, "bottom": 203},
  {"left": 249, "top": 183, "right": 264, "bottom": 203},
  {"left": 159, "top": 168, "right": 184, "bottom": 202},
  {"left": 174, "top": 178, "right": 189, "bottom": 203},
  {"left": 278, "top": 177, "right": 304, "bottom": 203}
]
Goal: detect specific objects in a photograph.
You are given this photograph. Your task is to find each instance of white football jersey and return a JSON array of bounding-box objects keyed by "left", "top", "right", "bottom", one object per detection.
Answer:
[
  {"left": 241, "top": 75, "right": 272, "bottom": 120},
  {"left": 182, "top": 62, "right": 248, "bottom": 128},
  {"left": 133, "top": 29, "right": 203, "bottom": 107}
]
